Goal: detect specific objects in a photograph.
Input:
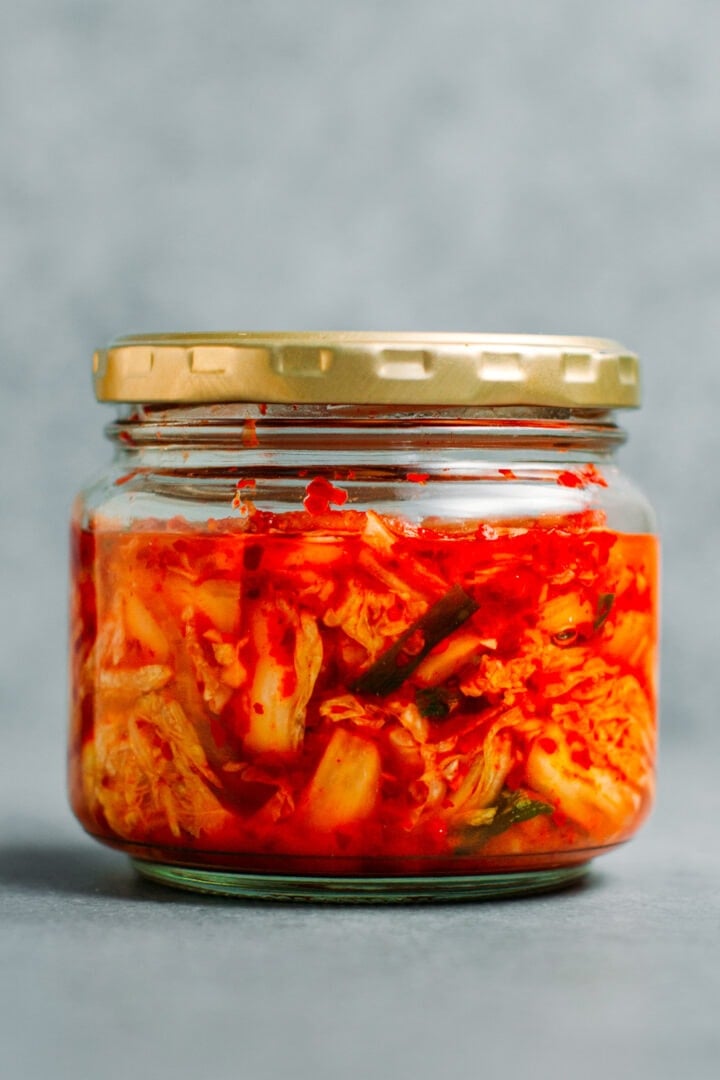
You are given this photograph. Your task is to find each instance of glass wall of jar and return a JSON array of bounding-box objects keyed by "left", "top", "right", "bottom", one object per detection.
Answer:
[{"left": 69, "top": 334, "right": 659, "bottom": 900}]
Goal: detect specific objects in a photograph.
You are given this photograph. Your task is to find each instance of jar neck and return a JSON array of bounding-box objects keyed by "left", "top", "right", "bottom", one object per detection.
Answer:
[{"left": 106, "top": 403, "right": 626, "bottom": 470}]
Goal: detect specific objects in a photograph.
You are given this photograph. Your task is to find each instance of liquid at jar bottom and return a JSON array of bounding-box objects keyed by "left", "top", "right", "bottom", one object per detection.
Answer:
[{"left": 69, "top": 505, "right": 658, "bottom": 900}]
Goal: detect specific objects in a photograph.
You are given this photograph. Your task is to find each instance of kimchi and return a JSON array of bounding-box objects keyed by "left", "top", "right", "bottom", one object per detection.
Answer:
[{"left": 69, "top": 489, "right": 658, "bottom": 876}]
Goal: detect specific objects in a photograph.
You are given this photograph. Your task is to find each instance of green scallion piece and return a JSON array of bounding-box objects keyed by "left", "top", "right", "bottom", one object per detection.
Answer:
[{"left": 350, "top": 585, "right": 479, "bottom": 697}]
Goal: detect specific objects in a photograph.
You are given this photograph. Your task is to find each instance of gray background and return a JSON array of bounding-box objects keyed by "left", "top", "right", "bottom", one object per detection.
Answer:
[{"left": 1, "top": 3, "right": 718, "bottom": 1078}]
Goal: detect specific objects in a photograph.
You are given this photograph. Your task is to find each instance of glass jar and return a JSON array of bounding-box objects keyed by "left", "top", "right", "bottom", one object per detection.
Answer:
[{"left": 69, "top": 333, "right": 659, "bottom": 901}]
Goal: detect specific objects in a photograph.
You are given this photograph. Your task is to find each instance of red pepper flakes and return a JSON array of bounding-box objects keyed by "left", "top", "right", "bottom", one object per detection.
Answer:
[
  {"left": 557, "top": 471, "right": 583, "bottom": 488},
  {"left": 233, "top": 478, "right": 258, "bottom": 510},
  {"left": 406, "top": 472, "right": 430, "bottom": 484},
  {"left": 571, "top": 747, "right": 592, "bottom": 770},
  {"left": 303, "top": 476, "right": 349, "bottom": 515},
  {"left": 242, "top": 419, "right": 259, "bottom": 448},
  {"left": 538, "top": 737, "right": 558, "bottom": 754},
  {"left": 582, "top": 464, "right": 608, "bottom": 488},
  {"left": 232, "top": 493, "right": 255, "bottom": 512},
  {"left": 557, "top": 465, "right": 608, "bottom": 489},
  {"left": 499, "top": 468, "right": 517, "bottom": 480},
  {"left": 114, "top": 469, "right": 148, "bottom": 487}
]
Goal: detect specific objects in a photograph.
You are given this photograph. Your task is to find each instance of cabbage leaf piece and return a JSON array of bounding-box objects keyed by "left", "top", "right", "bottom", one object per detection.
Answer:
[{"left": 85, "top": 692, "right": 231, "bottom": 840}]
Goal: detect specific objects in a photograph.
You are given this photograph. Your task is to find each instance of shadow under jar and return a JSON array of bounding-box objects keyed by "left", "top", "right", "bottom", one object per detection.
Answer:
[{"left": 69, "top": 332, "right": 659, "bottom": 901}]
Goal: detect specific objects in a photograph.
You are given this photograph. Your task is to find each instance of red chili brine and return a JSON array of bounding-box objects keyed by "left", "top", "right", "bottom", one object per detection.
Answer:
[{"left": 70, "top": 333, "right": 659, "bottom": 900}]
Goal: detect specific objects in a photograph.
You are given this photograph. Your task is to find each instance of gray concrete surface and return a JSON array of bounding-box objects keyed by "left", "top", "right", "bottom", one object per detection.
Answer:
[{"left": 1, "top": 3, "right": 719, "bottom": 1078}]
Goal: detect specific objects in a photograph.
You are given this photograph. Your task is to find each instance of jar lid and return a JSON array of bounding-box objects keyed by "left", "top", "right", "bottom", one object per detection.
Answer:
[{"left": 93, "top": 332, "right": 640, "bottom": 408}]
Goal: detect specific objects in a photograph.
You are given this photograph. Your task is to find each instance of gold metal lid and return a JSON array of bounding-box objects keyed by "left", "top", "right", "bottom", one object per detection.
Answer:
[{"left": 93, "top": 332, "right": 640, "bottom": 408}]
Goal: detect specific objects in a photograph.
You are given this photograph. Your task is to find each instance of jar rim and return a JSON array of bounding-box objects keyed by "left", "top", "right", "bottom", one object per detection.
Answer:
[{"left": 93, "top": 331, "right": 640, "bottom": 409}]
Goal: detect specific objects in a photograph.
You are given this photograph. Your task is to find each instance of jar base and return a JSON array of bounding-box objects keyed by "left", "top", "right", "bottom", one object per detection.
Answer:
[{"left": 131, "top": 859, "right": 591, "bottom": 902}]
